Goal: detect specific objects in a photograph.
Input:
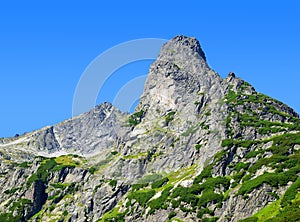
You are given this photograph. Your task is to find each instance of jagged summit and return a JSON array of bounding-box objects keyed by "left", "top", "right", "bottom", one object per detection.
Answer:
[
  {"left": 160, "top": 35, "right": 207, "bottom": 61},
  {"left": 155, "top": 35, "right": 210, "bottom": 76},
  {"left": 137, "top": 35, "right": 222, "bottom": 121}
]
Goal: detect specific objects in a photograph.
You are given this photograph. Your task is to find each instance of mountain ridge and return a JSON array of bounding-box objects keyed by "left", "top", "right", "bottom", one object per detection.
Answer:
[{"left": 0, "top": 35, "right": 299, "bottom": 222}]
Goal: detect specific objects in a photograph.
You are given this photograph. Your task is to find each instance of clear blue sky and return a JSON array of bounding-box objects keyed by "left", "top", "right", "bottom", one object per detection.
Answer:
[{"left": 0, "top": 1, "right": 299, "bottom": 137}]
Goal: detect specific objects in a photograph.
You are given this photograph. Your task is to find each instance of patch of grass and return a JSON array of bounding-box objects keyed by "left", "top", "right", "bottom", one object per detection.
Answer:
[
  {"left": 281, "top": 177, "right": 300, "bottom": 207},
  {"left": 239, "top": 217, "right": 258, "bottom": 222},
  {"left": 253, "top": 200, "right": 280, "bottom": 222},
  {"left": 137, "top": 173, "right": 162, "bottom": 184}
]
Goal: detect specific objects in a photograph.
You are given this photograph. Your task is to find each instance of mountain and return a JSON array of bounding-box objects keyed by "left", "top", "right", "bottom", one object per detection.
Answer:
[{"left": 0, "top": 35, "right": 300, "bottom": 222}]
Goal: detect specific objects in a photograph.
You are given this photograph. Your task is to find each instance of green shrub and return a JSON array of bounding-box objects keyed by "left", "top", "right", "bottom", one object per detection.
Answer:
[
  {"left": 245, "top": 150, "right": 263, "bottom": 159},
  {"left": 89, "top": 166, "right": 97, "bottom": 174},
  {"left": 197, "top": 208, "right": 214, "bottom": 218},
  {"left": 128, "top": 110, "right": 144, "bottom": 126},
  {"left": 131, "top": 183, "right": 148, "bottom": 191},
  {"left": 238, "top": 166, "right": 300, "bottom": 196},
  {"left": 109, "top": 180, "right": 117, "bottom": 187},
  {"left": 281, "top": 177, "right": 300, "bottom": 207},
  {"left": 234, "top": 162, "right": 250, "bottom": 172},
  {"left": 27, "top": 159, "right": 57, "bottom": 185},
  {"left": 50, "top": 183, "right": 67, "bottom": 190},
  {"left": 18, "top": 162, "right": 30, "bottom": 168},
  {"left": 193, "top": 166, "right": 212, "bottom": 184},
  {"left": 4, "top": 187, "right": 19, "bottom": 195},
  {"left": 201, "top": 177, "right": 230, "bottom": 191},
  {"left": 225, "top": 90, "right": 238, "bottom": 103},
  {"left": 111, "top": 151, "right": 118, "bottom": 155},
  {"left": 198, "top": 190, "right": 223, "bottom": 208},
  {"left": 195, "top": 144, "right": 202, "bottom": 150},
  {"left": 233, "top": 171, "right": 245, "bottom": 183},
  {"left": 221, "top": 139, "right": 234, "bottom": 147},
  {"left": 168, "top": 211, "right": 177, "bottom": 219},
  {"left": 242, "top": 174, "right": 252, "bottom": 182},
  {"left": 151, "top": 177, "right": 169, "bottom": 189},
  {"left": 127, "top": 189, "right": 156, "bottom": 206},
  {"left": 148, "top": 186, "right": 173, "bottom": 214}
]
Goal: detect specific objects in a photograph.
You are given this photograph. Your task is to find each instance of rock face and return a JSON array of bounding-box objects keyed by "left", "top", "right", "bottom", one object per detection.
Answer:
[{"left": 0, "top": 35, "right": 300, "bottom": 222}]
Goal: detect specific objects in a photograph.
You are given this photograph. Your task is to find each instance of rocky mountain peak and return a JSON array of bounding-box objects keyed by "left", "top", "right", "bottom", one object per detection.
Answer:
[
  {"left": 137, "top": 35, "right": 221, "bottom": 119},
  {"left": 159, "top": 35, "right": 207, "bottom": 61},
  {"left": 1, "top": 35, "right": 299, "bottom": 222},
  {"left": 156, "top": 35, "right": 209, "bottom": 75}
]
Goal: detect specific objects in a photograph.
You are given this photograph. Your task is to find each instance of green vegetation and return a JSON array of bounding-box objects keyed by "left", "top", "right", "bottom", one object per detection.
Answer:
[
  {"left": 281, "top": 177, "right": 300, "bottom": 207},
  {"left": 195, "top": 144, "right": 202, "bottom": 150},
  {"left": 237, "top": 166, "right": 300, "bottom": 196},
  {"left": 50, "top": 182, "right": 69, "bottom": 190},
  {"left": 253, "top": 200, "right": 280, "bottom": 221},
  {"left": 0, "top": 199, "right": 32, "bottom": 221},
  {"left": 205, "top": 110, "right": 211, "bottom": 116},
  {"left": 151, "top": 177, "right": 169, "bottom": 189},
  {"left": 127, "top": 189, "right": 156, "bottom": 206},
  {"left": 4, "top": 187, "right": 20, "bottom": 195},
  {"left": 128, "top": 110, "right": 144, "bottom": 126},
  {"left": 181, "top": 122, "right": 205, "bottom": 137},
  {"left": 165, "top": 111, "right": 176, "bottom": 125},
  {"left": 111, "top": 151, "right": 118, "bottom": 155},
  {"left": 221, "top": 139, "right": 258, "bottom": 148},
  {"left": 18, "top": 161, "right": 31, "bottom": 168},
  {"left": 26, "top": 156, "right": 81, "bottom": 186},
  {"left": 193, "top": 165, "right": 212, "bottom": 184},
  {"left": 148, "top": 186, "right": 173, "bottom": 214},
  {"left": 239, "top": 217, "right": 258, "bottom": 222},
  {"left": 131, "top": 183, "right": 148, "bottom": 191},
  {"left": 98, "top": 207, "right": 126, "bottom": 222},
  {"left": 89, "top": 166, "right": 97, "bottom": 174},
  {"left": 168, "top": 211, "right": 177, "bottom": 219},
  {"left": 198, "top": 190, "right": 223, "bottom": 208},
  {"left": 234, "top": 162, "right": 250, "bottom": 172},
  {"left": 109, "top": 179, "right": 117, "bottom": 187},
  {"left": 197, "top": 208, "right": 214, "bottom": 218},
  {"left": 137, "top": 173, "right": 162, "bottom": 184}
]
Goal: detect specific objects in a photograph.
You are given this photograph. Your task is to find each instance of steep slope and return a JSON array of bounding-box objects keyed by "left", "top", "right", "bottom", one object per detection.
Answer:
[{"left": 0, "top": 35, "right": 299, "bottom": 222}]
